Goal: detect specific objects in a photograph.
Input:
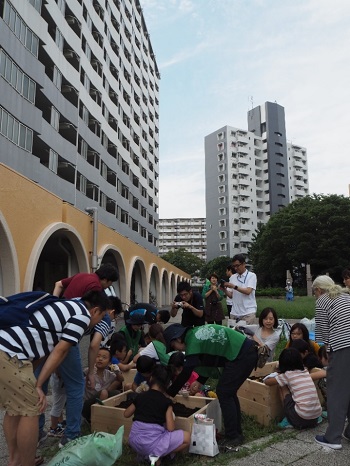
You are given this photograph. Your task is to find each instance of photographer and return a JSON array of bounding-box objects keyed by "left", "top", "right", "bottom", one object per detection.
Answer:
[
  {"left": 202, "top": 273, "right": 225, "bottom": 325},
  {"left": 170, "top": 281, "right": 204, "bottom": 327}
]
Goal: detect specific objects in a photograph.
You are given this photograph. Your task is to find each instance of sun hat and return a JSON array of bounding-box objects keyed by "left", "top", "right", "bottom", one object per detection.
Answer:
[{"left": 163, "top": 324, "right": 188, "bottom": 351}]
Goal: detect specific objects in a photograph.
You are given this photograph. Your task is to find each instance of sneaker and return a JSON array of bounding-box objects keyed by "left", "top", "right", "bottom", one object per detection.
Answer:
[
  {"left": 48, "top": 426, "right": 65, "bottom": 437},
  {"left": 315, "top": 435, "right": 342, "bottom": 450},
  {"left": 278, "top": 417, "right": 293, "bottom": 429},
  {"left": 59, "top": 435, "right": 71, "bottom": 449},
  {"left": 317, "top": 416, "right": 323, "bottom": 424},
  {"left": 37, "top": 430, "right": 48, "bottom": 447}
]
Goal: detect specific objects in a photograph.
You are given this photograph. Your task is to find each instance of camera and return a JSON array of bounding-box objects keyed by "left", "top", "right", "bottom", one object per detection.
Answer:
[
  {"left": 175, "top": 302, "right": 184, "bottom": 309},
  {"left": 220, "top": 279, "right": 226, "bottom": 287}
]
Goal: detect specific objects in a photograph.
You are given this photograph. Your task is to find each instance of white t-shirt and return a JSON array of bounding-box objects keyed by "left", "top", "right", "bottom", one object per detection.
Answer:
[{"left": 230, "top": 270, "right": 257, "bottom": 317}]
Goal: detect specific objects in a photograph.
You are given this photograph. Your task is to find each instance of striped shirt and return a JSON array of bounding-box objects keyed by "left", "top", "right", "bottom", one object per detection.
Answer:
[
  {"left": 0, "top": 299, "right": 91, "bottom": 360},
  {"left": 276, "top": 369, "right": 322, "bottom": 419},
  {"left": 315, "top": 292, "right": 350, "bottom": 352}
]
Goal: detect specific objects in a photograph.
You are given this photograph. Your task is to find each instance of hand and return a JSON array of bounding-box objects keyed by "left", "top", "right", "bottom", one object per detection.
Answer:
[
  {"left": 86, "top": 373, "right": 96, "bottom": 390},
  {"left": 36, "top": 387, "right": 47, "bottom": 413}
]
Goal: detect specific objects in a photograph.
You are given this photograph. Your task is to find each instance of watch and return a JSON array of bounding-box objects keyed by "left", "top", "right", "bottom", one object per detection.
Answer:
[{"left": 234, "top": 285, "right": 238, "bottom": 290}]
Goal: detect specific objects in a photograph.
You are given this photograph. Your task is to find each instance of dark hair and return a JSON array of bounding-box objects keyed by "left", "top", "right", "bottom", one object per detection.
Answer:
[
  {"left": 208, "top": 273, "right": 219, "bottom": 280},
  {"left": 279, "top": 348, "right": 304, "bottom": 373},
  {"left": 158, "top": 309, "right": 170, "bottom": 324},
  {"left": 98, "top": 347, "right": 112, "bottom": 360},
  {"left": 136, "top": 355, "right": 156, "bottom": 374},
  {"left": 148, "top": 323, "right": 166, "bottom": 344},
  {"left": 318, "top": 345, "right": 328, "bottom": 361},
  {"left": 107, "top": 296, "right": 123, "bottom": 317},
  {"left": 150, "top": 365, "right": 171, "bottom": 392},
  {"left": 226, "top": 265, "right": 234, "bottom": 273},
  {"left": 95, "top": 263, "right": 119, "bottom": 282},
  {"left": 177, "top": 281, "right": 191, "bottom": 293},
  {"left": 258, "top": 307, "right": 278, "bottom": 328},
  {"left": 82, "top": 290, "right": 110, "bottom": 312},
  {"left": 232, "top": 254, "right": 245, "bottom": 264},
  {"left": 288, "top": 323, "right": 310, "bottom": 344},
  {"left": 109, "top": 333, "right": 127, "bottom": 355},
  {"left": 168, "top": 351, "right": 185, "bottom": 377},
  {"left": 291, "top": 339, "right": 309, "bottom": 353},
  {"left": 342, "top": 268, "right": 350, "bottom": 279}
]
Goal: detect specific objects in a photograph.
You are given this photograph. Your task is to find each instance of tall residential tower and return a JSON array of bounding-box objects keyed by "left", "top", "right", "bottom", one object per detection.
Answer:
[
  {"left": 0, "top": 0, "right": 159, "bottom": 253},
  {"left": 205, "top": 102, "right": 308, "bottom": 261}
]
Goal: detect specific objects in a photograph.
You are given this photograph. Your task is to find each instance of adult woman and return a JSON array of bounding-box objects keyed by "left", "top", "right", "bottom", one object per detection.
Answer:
[
  {"left": 285, "top": 323, "right": 320, "bottom": 355},
  {"left": 253, "top": 307, "right": 280, "bottom": 362},
  {"left": 202, "top": 273, "right": 225, "bottom": 325},
  {"left": 313, "top": 275, "right": 350, "bottom": 450}
]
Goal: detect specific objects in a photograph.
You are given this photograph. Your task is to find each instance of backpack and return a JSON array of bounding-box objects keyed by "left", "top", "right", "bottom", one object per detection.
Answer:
[{"left": 0, "top": 291, "right": 63, "bottom": 329}]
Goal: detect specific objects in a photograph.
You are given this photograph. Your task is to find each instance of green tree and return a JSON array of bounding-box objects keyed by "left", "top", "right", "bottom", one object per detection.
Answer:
[
  {"left": 161, "top": 248, "right": 205, "bottom": 276},
  {"left": 200, "top": 256, "right": 231, "bottom": 280},
  {"left": 248, "top": 194, "right": 350, "bottom": 287}
]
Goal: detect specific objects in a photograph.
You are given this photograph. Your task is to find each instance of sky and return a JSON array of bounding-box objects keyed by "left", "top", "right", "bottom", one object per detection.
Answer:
[{"left": 139, "top": 0, "right": 350, "bottom": 219}]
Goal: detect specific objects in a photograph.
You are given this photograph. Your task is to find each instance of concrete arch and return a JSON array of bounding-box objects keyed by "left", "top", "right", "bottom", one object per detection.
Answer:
[
  {"left": 161, "top": 269, "right": 170, "bottom": 305},
  {"left": 129, "top": 256, "right": 147, "bottom": 304},
  {"left": 0, "top": 212, "right": 20, "bottom": 295},
  {"left": 99, "top": 244, "right": 127, "bottom": 303},
  {"left": 149, "top": 263, "right": 160, "bottom": 307},
  {"left": 24, "top": 223, "right": 89, "bottom": 291}
]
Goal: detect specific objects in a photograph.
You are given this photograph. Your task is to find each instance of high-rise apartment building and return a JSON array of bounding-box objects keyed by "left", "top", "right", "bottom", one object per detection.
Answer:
[
  {"left": 0, "top": 0, "right": 159, "bottom": 253},
  {"left": 158, "top": 218, "right": 207, "bottom": 261},
  {"left": 205, "top": 102, "right": 308, "bottom": 261}
]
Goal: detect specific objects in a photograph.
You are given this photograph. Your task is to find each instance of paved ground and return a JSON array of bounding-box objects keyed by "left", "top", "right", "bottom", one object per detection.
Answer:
[{"left": 2, "top": 314, "right": 346, "bottom": 465}]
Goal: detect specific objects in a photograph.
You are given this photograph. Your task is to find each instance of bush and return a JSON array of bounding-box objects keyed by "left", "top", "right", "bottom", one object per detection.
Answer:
[{"left": 256, "top": 288, "right": 307, "bottom": 297}]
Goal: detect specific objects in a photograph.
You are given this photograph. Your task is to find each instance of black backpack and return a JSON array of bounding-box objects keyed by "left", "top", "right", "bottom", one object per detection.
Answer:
[{"left": 0, "top": 291, "right": 63, "bottom": 329}]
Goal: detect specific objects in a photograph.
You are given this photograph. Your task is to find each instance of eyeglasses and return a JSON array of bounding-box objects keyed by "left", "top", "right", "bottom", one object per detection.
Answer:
[
  {"left": 232, "top": 263, "right": 243, "bottom": 268},
  {"left": 179, "top": 291, "right": 190, "bottom": 298}
]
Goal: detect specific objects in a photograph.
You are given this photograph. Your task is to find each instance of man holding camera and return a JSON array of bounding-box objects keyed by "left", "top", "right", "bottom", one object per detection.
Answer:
[{"left": 170, "top": 281, "right": 205, "bottom": 327}]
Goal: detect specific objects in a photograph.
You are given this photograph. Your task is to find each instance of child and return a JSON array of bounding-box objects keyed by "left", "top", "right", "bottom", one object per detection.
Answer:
[
  {"left": 119, "top": 313, "right": 147, "bottom": 360},
  {"left": 253, "top": 307, "right": 280, "bottom": 362},
  {"left": 134, "top": 323, "right": 170, "bottom": 366},
  {"left": 286, "top": 323, "right": 320, "bottom": 354},
  {"left": 291, "top": 339, "right": 323, "bottom": 370},
  {"left": 124, "top": 365, "right": 190, "bottom": 464},
  {"left": 168, "top": 351, "right": 202, "bottom": 396},
  {"left": 264, "top": 348, "right": 325, "bottom": 429},
  {"left": 132, "top": 355, "right": 156, "bottom": 392},
  {"left": 82, "top": 347, "right": 123, "bottom": 423},
  {"left": 48, "top": 371, "right": 66, "bottom": 437},
  {"left": 110, "top": 334, "right": 135, "bottom": 371}
]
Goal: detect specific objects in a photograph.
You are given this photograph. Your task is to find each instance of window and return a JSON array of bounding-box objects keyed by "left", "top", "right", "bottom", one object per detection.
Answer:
[
  {"left": 50, "top": 107, "right": 60, "bottom": 131},
  {"left": 53, "top": 65, "right": 62, "bottom": 90},
  {"left": 48, "top": 149, "right": 58, "bottom": 173},
  {"left": 219, "top": 243, "right": 227, "bottom": 252},
  {"left": 3, "top": 1, "right": 39, "bottom": 56},
  {"left": 0, "top": 50, "right": 36, "bottom": 103},
  {"left": 79, "top": 174, "right": 87, "bottom": 194},
  {"left": 55, "top": 28, "right": 64, "bottom": 52},
  {"left": 0, "top": 105, "right": 33, "bottom": 151},
  {"left": 219, "top": 219, "right": 226, "bottom": 227}
]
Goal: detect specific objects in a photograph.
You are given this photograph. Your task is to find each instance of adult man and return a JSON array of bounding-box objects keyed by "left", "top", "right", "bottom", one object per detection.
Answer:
[
  {"left": 226, "top": 254, "right": 257, "bottom": 324},
  {"left": 49, "top": 263, "right": 119, "bottom": 447},
  {"left": 124, "top": 302, "right": 170, "bottom": 325},
  {"left": 53, "top": 263, "right": 119, "bottom": 298},
  {"left": 0, "top": 290, "right": 108, "bottom": 466},
  {"left": 220, "top": 264, "right": 235, "bottom": 316},
  {"left": 164, "top": 323, "right": 258, "bottom": 449},
  {"left": 170, "top": 281, "right": 205, "bottom": 327}
]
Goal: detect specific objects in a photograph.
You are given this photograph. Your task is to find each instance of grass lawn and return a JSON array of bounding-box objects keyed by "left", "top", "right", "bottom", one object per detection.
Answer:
[{"left": 257, "top": 296, "right": 316, "bottom": 320}]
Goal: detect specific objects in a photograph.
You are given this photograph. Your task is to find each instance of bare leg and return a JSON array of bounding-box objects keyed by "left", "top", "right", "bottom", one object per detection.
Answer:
[{"left": 4, "top": 413, "right": 20, "bottom": 466}]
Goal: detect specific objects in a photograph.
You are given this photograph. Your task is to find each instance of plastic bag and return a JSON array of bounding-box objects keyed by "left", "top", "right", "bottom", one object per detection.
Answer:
[
  {"left": 299, "top": 317, "right": 315, "bottom": 334},
  {"left": 47, "top": 427, "right": 124, "bottom": 466}
]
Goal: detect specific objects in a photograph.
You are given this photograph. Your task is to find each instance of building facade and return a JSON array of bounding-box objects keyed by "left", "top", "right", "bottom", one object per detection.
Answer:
[
  {"left": 158, "top": 218, "right": 207, "bottom": 262},
  {"left": 0, "top": 0, "right": 191, "bottom": 300},
  {"left": 205, "top": 102, "right": 308, "bottom": 261},
  {"left": 0, "top": 0, "right": 159, "bottom": 253}
]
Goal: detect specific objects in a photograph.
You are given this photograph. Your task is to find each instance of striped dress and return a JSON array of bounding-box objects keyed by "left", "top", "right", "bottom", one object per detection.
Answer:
[{"left": 275, "top": 369, "right": 322, "bottom": 419}]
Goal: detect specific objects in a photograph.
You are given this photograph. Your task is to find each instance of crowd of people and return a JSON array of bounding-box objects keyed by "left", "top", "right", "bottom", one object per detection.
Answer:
[{"left": 1, "top": 258, "right": 350, "bottom": 465}]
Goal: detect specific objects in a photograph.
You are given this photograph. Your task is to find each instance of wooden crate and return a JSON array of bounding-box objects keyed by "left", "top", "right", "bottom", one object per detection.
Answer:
[
  {"left": 91, "top": 390, "right": 215, "bottom": 440},
  {"left": 238, "top": 362, "right": 283, "bottom": 426},
  {"left": 121, "top": 368, "right": 136, "bottom": 390},
  {"left": 238, "top": 362, "right": 325, "bottom": 426}
]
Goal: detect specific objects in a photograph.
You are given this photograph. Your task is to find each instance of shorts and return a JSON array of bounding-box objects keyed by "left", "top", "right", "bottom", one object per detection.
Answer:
[
  {"left": 50, "top": 372, "right": 67, "bottom": 418},
  {"left": 284, "top": 394, "right": 318, "bottom": 429},
  {"left": 0, "top": 350, "right": 39, "bottom": 416}
]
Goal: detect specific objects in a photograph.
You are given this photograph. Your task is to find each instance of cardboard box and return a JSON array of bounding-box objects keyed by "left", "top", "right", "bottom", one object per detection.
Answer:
[
  {"left": 91, "top": 390, "right": 216, "bottom": 440},
  {"left": 238, "top": 362, "right": 325, "bottom": 426}
]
